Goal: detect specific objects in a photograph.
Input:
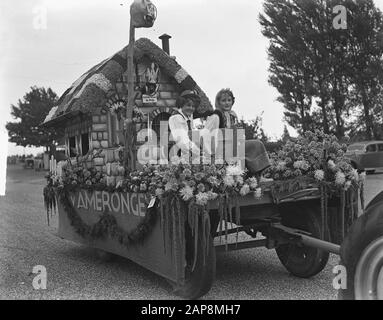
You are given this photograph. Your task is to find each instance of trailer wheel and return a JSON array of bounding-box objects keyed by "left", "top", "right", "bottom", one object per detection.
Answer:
[
  {"left": 169, "top": 226, "right": 216, "bottom": 299},
  {"left": 339, "top": 201, "right": 383, "bottom": 300},
  {"left": 276, "top": 205, "right": 330, "bottom": 278}
]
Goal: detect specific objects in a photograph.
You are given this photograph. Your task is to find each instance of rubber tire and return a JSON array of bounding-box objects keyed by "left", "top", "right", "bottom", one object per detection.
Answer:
[
  {"left": 169, "top": 226, "right": 216, "bottom": 299},
  {"left": 338, "top": 201, "right": 383, "bottom": 300},
  {"left": 276, "top": 204, "right": 330, "bottom": 278}
]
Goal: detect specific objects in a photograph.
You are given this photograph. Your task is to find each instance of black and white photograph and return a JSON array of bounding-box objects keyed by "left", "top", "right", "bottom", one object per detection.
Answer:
[{"left": 1, "top": 0, "right": 383, "bottom": 303}]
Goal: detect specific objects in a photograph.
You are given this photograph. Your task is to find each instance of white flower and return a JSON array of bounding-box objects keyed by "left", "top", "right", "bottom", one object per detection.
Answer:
[
  {"left": 254, "top": 187, "right": 262, "bottom": 199},
  {"left": 165, "top": 179, "right": 178, "bottom": 191},
  {"left": 314, "top": 169, "right": 325, "bottom": 181},
  {"left": 179, "top": 185, "right": 194, "bottom": 201},
  {"left": 240, "top": 184, "right": 250, "bottom": 196},
  {"left": 276, "top": 161, "right": 286, "bottom": 171},
  {"left": 328, "top": 160, "right": 336, "bottom": 170},
  {"left": 344, "top": 180, "right": 352, "bottom": 190},
  {"left": 293, "top": 160, "right": 309, "bottom": 171},
  {"left": 235, "top": 176, "right": 244, "bottom": 185},
  {"left": 335, "top": 171, "right": 346, "bottom": 185},
  {"left": 165, "top": 182, "right": 173, "bottom": 191},
  {"left": 155, "top": 188, "right": 164, "bottom": 197},
  {"left": 351, "top": 169, "right": 359, "bottom": 181},
  {"left": 226, "top": 164, "right": 244, "bottom": 177},
  {"left": 207, "top": 176, "right": 220, "bottom": 187},
  {"left": 359, "top": 172, "right": 366, "bottom": 182},
  {"left": 196, "top": 192, "right": 210, "bottom": 206},
  {"left": 247, "top": 177, "right": 258, "bottom": 190},
  {"left": 207, "top": 191, "right": 218, "bottom": 200},
  {"left": 223, "top": 175, "right": 235, "bottom": 187}
]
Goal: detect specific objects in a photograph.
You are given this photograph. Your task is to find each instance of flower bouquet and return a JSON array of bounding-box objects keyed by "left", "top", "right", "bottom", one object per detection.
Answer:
[{"left": 264, "top": 130, "right": 364, "bottom": 193}]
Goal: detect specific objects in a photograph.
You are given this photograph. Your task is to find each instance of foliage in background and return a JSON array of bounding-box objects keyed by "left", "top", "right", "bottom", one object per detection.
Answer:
[
  {"left": 6, "top": 86, "right": 63, "bottom": 153},
  {"left": 260, "top": 0, "right": 383, "bottom": 140}
]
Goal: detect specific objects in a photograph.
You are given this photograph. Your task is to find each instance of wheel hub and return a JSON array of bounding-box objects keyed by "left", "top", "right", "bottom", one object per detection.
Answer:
[{"left": 354, "top": 236, "right": 383, "bottom": 300}]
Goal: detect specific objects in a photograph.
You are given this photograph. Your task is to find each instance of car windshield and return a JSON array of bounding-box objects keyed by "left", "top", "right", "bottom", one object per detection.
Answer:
[{"left": 347, "top": 144, "right": 365, "bottom": 151}]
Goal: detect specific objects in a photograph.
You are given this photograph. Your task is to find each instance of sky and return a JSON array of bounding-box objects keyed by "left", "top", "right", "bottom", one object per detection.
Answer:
[{"left": 1, "top": 0, "right": 383, "bottom": 157}]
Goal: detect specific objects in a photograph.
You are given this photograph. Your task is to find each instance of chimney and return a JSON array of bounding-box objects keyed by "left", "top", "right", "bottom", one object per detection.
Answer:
[{"left": 159, "top": 34, "right": 171, "bottom": 55}]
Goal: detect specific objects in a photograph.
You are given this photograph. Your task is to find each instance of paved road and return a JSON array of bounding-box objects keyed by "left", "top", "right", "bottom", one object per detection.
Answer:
[{"left": 1, "top": 165, "right": 383, "bottom": 300}]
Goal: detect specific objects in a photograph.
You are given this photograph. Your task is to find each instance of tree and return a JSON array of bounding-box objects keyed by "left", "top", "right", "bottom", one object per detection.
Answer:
[
  {"left": 346, "top": 0, "right": 383, "bottom": 139},
  {"left": 6, "top": 86, "right": 61, "bottom": 153},
  {"left": 259, "top": 0, "right": 316, "bottom": 134},
  {"left": 260, "top": 0, "right": 383, "bottom": 140}
]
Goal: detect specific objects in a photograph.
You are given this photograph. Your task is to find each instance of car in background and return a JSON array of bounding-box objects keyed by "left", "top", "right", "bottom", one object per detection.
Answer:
[{"left": 345, "top": 141, "right": 383, "bottom": 174}]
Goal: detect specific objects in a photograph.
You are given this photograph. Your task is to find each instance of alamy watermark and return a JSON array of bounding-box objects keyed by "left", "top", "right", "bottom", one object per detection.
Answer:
[
  {"left": 136, "top": 124, "right": 246, "bottom": 166},
  {"left": 32, "top": 265, "right": 47, "bottom": 290},
  {"left": 332, "top": 264, "right": 347, "bottom": 290},
  {"left": 32, "top": 5, "right": 47, "bottom": 30},
  {"left": 333, "top": 5, "right": 347, "bottom": 30}
]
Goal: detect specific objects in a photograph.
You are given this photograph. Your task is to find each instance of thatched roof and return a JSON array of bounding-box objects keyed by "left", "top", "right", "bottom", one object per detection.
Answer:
[{"left": 43, "top": 38, "right": 212, "bottom": 126}]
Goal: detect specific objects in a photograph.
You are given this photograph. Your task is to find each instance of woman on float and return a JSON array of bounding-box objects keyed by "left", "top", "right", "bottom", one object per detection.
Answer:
[{"left": 202, "top": 88, "right": 271, "bottom": 177}]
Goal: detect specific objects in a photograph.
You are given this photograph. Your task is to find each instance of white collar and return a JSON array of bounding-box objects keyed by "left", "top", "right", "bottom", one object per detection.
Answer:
[{"left": 178, "top": 110, "right": 193, "bottom": 121}]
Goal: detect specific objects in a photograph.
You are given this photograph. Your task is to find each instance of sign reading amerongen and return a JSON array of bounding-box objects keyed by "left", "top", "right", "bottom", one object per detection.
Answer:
[{"left": 69, "top": 191, "right": 150, "bottom": 217}]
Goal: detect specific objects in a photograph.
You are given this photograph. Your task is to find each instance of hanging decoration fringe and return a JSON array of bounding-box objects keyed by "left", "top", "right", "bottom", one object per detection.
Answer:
[
  {"left": 43, "top": 184, "right": 57, "bottom": 226},
  {"left": 360, "top": 181, "right": 365, "bottom": 212}
]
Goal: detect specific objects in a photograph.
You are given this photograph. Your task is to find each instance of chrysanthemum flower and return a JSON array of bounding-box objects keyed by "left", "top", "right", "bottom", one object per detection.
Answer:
[
  {"left": 197, "top": 183, "right": 205, "bottom": 193},
  {"left": 226, "top": 164, "right": 244, "bottom": 177},
  {"left": 196, "top": 192, "right": 210, "bottom": 206},
  {"left": 180, "top": 185, "right": 194, "bottom": 201},
  {"left": 240, "top": 184, "right": 250, "bottom": 196},
  {"left": 314, "top": 169, "right": 325, "bottom": 181},
  {"left": 223, "top": 175, "right": 235, "bottom": 187},
  {"left": 247, "top": 177, "right": 258, "bottom": 189},
  {"left": 207, "top": 191, "right": 218, "bottom": 200},
  {"left": 155, "top": 188, "right": 164, "bottom": 197},
  {"left": 335, "top": 171, "right": 346, "bottom": 185},
  {"left": 254, "top": 188, "right": 262, "bottom": 199}
]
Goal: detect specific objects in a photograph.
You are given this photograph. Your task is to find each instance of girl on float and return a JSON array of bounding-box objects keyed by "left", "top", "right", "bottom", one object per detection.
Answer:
[
  {"left": 168, "top": 89, "right": 201, "bottom": 162},
  {"left": 202, "top": 88, "right": 271, "bottom": 177}
]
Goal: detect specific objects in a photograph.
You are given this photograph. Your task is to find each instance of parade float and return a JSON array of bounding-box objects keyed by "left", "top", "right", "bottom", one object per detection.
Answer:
[{"left": 42, "top": 0, "right": 383, "bottom": 300}]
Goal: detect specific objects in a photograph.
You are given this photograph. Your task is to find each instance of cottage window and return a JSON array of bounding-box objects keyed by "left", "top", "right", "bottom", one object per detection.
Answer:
[
  {"left": 152, "top": 112, "right": 171, "bottom": 141},
  {"left": 81, "top": 133, "right": 90, "bottom": 155},
  {"left": 69, "top": 136, "right": 76, "bottom": 157}
]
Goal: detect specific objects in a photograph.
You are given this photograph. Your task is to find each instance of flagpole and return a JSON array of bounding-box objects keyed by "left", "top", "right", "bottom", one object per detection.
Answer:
[{"left": 124, "top": 0, "right": 156, "bottom": 171}]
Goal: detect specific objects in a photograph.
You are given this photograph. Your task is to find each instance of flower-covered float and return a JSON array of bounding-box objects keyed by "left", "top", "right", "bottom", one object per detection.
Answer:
[
  {"left": 42, "top": 1, "right": 367, "bottom": 299},
  {"left": 44, "top": 128, "right": 364, "bottom": 298}
]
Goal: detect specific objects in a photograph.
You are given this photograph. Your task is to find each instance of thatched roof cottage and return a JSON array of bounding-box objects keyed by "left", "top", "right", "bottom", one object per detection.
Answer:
[{"left": 42, "top": 36, "right": 213, "bottom": 183}]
